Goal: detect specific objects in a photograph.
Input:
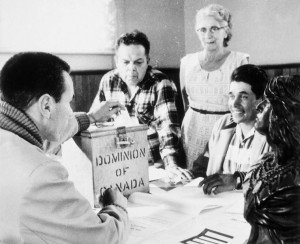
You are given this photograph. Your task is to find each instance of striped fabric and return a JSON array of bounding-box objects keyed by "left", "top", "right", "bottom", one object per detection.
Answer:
[
  {"left": 75, "top": 112, "right": 90, "bottom": 132},
  {"left": 223, "top": 125, "right": 255, "bottom": 183},
  {"left": 0, "top": 101, "right": 43, "bottom": 149},
  {"left": 0, "top": 100, "right": 90, "bottom": 151},
  {"left": 97, "top": 66, "right": 181, "bottom": 168}
]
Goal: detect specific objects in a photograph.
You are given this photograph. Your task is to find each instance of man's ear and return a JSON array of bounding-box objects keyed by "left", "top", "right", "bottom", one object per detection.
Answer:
[
  {"left": 147, "top": 56, "right": 150, "bottom": 64},
  {"left": 38, "top": 94, "right": 54, "bottom": 119}
]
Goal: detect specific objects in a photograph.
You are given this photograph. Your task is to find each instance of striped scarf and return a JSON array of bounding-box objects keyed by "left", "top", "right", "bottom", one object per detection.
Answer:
[{"left": 0, "top": 101, "right": 43, "bottom": 149}]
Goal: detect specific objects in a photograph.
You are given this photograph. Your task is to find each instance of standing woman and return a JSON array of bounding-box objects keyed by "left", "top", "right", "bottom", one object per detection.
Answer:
[{"left": 180, "top": 4, "right": 249, "bottom": 169}]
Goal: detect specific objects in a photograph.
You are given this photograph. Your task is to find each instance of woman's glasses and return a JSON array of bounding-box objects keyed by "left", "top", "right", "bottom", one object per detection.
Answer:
[{"left": 197, "top": 26, "right": 227, "bottom": 34}]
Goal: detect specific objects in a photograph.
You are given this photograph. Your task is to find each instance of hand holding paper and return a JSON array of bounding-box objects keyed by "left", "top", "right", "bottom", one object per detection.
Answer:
[{"left": 114, "top": 108, "right": 139, "bottom": 127}]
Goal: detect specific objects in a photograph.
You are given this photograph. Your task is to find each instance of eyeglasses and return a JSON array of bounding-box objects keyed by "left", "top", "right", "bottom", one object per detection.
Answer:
[{"left": 197, "top": 26, "right": 227, "bottom": 34}]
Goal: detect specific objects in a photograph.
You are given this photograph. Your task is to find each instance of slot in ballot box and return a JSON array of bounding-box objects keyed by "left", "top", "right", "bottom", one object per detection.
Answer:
[{"left": 74, "top": 124, "right": 150, "bottom": 208}]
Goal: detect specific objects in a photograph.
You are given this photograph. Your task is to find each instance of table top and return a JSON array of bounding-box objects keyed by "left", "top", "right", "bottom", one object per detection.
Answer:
[
  {"left": 60, "top": 139, "right": 250, "bottom": 244},
  {"left": 127, "top": 177, "right": 250, "bottom": 244}
]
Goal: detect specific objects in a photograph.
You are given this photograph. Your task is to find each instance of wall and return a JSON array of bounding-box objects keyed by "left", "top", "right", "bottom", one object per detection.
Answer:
[
  {"left": 0, "top": 0, "right": 118, "bottom": 71},
  {"left": 117, "top": 0, "right": 185, "bottom": 68},
  {"left": 184, "top": 0, "right": 300, "bottom": 65},
  {"left": 0, "top": 0, "right": 185, "bottom": 70}
]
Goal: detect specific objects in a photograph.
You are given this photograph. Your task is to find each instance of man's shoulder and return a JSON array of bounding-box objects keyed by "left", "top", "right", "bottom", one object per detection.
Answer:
[
  {"left": 144, "top": 67, "right": 176, "bottom": 91},
  {"left": 149, "top": 68, "right": 170, "bottom": 82},
  {"left": 101, "top": 69, "right": 119, "bottom": 82},
  {"left": 0, "top": 129, "right": 52, "bottom": 179}
]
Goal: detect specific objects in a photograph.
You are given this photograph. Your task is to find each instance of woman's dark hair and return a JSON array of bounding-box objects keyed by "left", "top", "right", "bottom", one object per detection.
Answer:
[{"left": 0, "top": 52, "right": 70, "bottom": 110}]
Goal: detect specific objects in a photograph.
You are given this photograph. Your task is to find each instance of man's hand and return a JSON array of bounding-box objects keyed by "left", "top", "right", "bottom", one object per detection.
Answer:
[
  {"left": 88, "top": 100, "right": 125, "bottom": 123},
  {"left": 100, "top": 188, "right": 127, "bottom": 209},
  {"left": 166, "top": 166, "right": 193, "bottom": 183},
  {"left": 199, "top": 173, "right": 237, "bottom": 195}
]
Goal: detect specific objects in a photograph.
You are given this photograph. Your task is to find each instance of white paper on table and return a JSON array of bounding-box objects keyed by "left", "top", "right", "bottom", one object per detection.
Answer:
[
  {"left": 167, "top": 177, "right": 245, "bottom": 212},
  {"left": 148, "top": 166, "right": 168, "bottom": 181},
  {"left": 224, "top": 194, "right": 244, "bottom": 214},
  {"left": 127, "top": 205, "right": 192, "bottom": 244},
  {"left": 127, "top": 194, "right": 194, "bottom": 244},
  {"left": 126, "top": 191, "right": 202, "bottom": 244},
  {"left": 191, "top": 216, "right": 250, "bottom": 244}
]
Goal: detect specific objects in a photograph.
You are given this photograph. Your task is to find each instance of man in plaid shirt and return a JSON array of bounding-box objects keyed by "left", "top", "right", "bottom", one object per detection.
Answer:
[{"left": 91, "top": 30, "right": 191, "bottom": 181}]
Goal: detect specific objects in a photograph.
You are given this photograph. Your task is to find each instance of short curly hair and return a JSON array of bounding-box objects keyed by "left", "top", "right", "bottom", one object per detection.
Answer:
[
  {"left": 0, "top": 52, "right": 70, "bottom": 110},
  {"left": 115, "top": 30, "right": 150, "bottom": 57},
  {"left": 196, "top": 4, "right": 232, "bottom": 47}
]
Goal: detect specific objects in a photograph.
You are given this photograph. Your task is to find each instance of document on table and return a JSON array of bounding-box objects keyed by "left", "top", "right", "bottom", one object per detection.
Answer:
[
  {"left": 181, "top": 228, "right": 234, "bottom": 244},
  {"left": 127, "top": 204, "right": 192, "bottom": 244},
  {"left": 127, "top": 188, "right": 191, "bottom": 244},
  {"left": 180, "top": 216, "right": 250, "bottom": 244},
  {"left": 126, "top": 177, "right": 244, "bottom": 244}
]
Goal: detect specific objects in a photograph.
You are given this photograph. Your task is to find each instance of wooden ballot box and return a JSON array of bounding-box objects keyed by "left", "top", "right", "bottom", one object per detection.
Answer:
[{"left": 74, "top": 124, "right": 149, "bottom": 208}]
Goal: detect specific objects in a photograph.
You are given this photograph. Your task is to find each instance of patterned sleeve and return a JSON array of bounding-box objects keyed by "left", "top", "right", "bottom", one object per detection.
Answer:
[
  {"left": 75, "top": 112, "right": 90, "bottom": 132},
  {"left": 99, "top": 74, "right": 108, "bottom": 102},
  {"left": 153, "top": 78, "right": 181, "bottom": 168},
  {"left": 89, "top": 73, "right": 109, "bottom": 112}
]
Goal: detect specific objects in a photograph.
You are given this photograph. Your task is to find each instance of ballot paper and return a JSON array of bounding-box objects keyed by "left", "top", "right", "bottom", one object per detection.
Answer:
[{"left": 114, "top": 108, "right": 139, "bottom": 127}]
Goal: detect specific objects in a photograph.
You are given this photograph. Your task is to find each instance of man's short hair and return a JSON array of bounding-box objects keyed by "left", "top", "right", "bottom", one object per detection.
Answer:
[
  {"left": 0, "top": 52, "right": 70, "bottom": 110},
  {"left": 115, "top": 30, "right": 150, "bottom": 57},
  {"left": 231, "top": 64, "right": 268, "bottom": 99}
]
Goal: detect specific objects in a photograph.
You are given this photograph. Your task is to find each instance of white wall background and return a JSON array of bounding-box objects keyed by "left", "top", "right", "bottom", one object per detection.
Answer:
[{"left": 0, "top": 0, "right": 299, "bottom": 70}]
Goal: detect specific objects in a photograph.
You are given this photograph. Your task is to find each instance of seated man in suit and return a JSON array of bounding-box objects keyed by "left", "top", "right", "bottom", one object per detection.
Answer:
[
  {"left": 190, "top": 64, "right": 272, "bottom": 194},
  {"left": 90, "top": 30, "right": 191, "bottom": 181},
  {"left": 0, "top": 52, "right": 129, "bottom": 243}
]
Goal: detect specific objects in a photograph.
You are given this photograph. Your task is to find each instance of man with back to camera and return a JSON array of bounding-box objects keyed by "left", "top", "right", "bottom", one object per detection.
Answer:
[
  {"left": 90, "top": 30, "right": 192, "bottom": 181},
  {"left": 0, "top": 52, "right": 130, "bottom": 243},
  {"left": 190, "top": 64, "right": 272, "bottom": 194}
]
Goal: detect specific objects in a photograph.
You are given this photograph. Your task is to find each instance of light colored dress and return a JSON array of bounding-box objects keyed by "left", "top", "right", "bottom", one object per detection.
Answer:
[{"left": 181, "top": 51, "right": 249, "bottom": 169}]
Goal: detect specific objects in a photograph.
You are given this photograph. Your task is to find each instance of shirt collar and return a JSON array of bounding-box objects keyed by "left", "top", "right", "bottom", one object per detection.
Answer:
[{"left": 235, "top": 124, "right": 255, "bottom": 142}]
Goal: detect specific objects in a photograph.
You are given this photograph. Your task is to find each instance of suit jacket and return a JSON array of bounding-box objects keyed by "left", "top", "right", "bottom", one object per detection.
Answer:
[{"left": 0, "top": 115, "right": 129, "bottom": 244}]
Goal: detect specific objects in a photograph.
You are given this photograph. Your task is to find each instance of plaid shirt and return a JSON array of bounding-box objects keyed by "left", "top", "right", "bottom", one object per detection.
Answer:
[{"left": 97, "top": 66, "right": 181, "bottom": 168}]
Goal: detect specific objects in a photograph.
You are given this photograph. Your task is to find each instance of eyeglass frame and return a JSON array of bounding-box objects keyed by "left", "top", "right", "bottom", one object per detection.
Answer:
[{"left": 196, "top": 26, "right": 227, "bottom": 35}]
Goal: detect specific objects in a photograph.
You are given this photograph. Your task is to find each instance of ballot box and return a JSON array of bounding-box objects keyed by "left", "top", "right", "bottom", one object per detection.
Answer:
[{"left": 74, "top": 124, "right": 149, "bottom": 208}]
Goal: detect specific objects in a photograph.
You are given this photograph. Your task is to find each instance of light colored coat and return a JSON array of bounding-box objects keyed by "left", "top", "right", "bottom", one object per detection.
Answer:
[
  {"left": 205, "top": 113, "right": 272, "bottom": 175},
  {"left": 0, "top": 116, "right": 129, "bottom": 244}
]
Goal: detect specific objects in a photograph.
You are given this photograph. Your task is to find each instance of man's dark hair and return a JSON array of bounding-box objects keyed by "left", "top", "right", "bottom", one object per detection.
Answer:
[
  {"left": 231, "top": 64, "right": 268, "bottom": 99},
  {"left": 0, "top": 52, "right": 70, "bottom": 110},
  {"left": 116, "top": 30, "right": 150, "bottom": 57}
]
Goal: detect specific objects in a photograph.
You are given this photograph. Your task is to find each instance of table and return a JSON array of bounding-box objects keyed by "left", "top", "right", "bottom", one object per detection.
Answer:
[
  {"left": 126, "top": 180, "right": 250, "bottom": 244},
  {"left": 60, "top": 139, "right": 250, "bottom": 244}
]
